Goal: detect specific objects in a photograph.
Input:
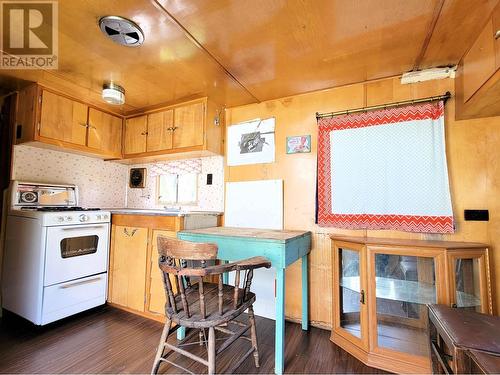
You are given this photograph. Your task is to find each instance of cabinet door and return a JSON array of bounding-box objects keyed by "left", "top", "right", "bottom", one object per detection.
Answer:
[
  {"left": 493, "top": 2, "right": 500, "bottom": 70},
  {"left": 448, "top": 250, "right": 491, "bottom": 314},
  {"left": 173, "top": 102, "right": 204, "bottom": 149},
  {"left": 39, "top": 90, "right": 88, "bottom": 145},
  {"left": 108, "top": 225, "right": 148, "bottom": 311},
  {"left": 463, "top": 19, "right": 496, "bottom": 102},
  {"left": 87, "top": 108, "right": 123, "bottom": 156},
  {"left": 146, "top": 110, "right": 174, "bottom": 152},
  {"left": 147, "top": 230, "right": 177, "bottom": 315},
  {"left": 332, "top": 241, "right": 368, "bottom": 350},
  {"left": 124, "top": 115, "right": 147, "bottom": 154}
]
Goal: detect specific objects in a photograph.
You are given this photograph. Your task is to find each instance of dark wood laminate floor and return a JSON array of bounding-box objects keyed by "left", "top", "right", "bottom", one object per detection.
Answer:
[{"left": 0, "top": 305, "right": 387, "bottom": 374}]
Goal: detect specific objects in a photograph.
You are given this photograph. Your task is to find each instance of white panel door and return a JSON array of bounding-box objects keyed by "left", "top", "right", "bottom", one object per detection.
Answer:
[{"left": 224, "top": 179, "right": 283, "bottom": 319}]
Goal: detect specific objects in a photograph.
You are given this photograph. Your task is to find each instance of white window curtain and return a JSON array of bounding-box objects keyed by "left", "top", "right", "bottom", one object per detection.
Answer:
[{"left": 317, "top": 100, "right": 454, "bottom": 233}]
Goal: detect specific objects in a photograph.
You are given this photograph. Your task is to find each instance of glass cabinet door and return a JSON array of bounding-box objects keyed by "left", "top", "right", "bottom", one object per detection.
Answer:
[
  {"left": 333, "top": 243, "right": 367, "bottom": 347},
  {"left": 371, "top": 252, "right": 437, "bottom": 358},
  {"left": 449, "top": 252, "right": 489, "bottom": 313}
]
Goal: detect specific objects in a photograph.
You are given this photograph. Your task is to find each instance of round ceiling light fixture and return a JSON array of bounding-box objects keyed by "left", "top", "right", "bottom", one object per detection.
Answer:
[
  {"left": 102, "top": 82, "right": 125, "bottom": 105},
  {"left": 98, "top": 15, "right": 144, "bottom": 47}
]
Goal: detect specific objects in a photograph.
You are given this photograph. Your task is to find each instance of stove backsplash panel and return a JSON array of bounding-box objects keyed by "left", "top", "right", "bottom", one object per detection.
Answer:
[
  {"left": 11, "top": 145, "right": 224, "bottom": 212},
  {"left": 12, "top": 145, "right": 127, "bottom": 208}
]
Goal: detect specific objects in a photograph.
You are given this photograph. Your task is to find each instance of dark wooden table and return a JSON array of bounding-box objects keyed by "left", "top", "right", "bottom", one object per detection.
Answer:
[
  {"left": 428, "top": 304, "right": 500, "bottom": 374},
  {"left": 467, "top": 350, "right": 500, "bottom": 374}
]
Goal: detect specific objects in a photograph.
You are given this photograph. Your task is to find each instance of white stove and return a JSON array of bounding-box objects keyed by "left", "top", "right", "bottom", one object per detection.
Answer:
[
  {"left": 15, "top": 207, "right": 110, "bottom": 226},
  {"left": 2, "top": 181, "right": 110, "bottom": 325}
]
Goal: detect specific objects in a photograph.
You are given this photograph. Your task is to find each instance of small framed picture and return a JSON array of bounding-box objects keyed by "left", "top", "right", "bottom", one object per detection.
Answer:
[{"left": 286, "top": 135, "right": 311, "bottom": 154}]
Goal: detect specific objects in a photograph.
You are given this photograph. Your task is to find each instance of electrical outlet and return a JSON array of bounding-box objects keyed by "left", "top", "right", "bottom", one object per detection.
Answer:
[
  {"left": 206, "top": 173, "right": 213, "bottom": 185},
  {"left": 464, "top": 209, "right": 489, "bottom": 221}
]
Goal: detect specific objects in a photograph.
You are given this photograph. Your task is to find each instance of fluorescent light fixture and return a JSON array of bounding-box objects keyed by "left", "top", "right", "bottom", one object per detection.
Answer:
[
  {"left": 102, "top": 82, "right": 125, "bottom": 105},
  {"left": 401, "top": 66, "right": 456, "bottom": 85}
]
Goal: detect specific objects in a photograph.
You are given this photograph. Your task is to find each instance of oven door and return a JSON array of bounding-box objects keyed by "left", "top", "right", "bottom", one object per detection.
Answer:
[{"left": 44, "top": 223, "right": 110, "bottom": 286}]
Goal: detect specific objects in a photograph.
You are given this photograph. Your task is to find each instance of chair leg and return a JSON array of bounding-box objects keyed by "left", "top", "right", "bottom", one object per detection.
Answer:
[
  {"left": 199, "top": 329, "right": 204, "bottom": 346},
  {"left": 208, "top": 327, "right": 216, "bottom": 375},
  {"left": 248, "top": 305, "right": 260, "bottom": 368},
  {"left": 151, "top": 318, "right": 172, "bottom": 374}
]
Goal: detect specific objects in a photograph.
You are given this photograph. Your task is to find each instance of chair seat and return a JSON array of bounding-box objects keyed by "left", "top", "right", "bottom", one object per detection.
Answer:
[{"left": 166, "top": 282, "right": 256, "bottom": 328}]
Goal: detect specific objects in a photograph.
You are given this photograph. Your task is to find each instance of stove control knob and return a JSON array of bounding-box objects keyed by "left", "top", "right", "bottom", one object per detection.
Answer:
[
  {"left": 57, "top": 216, "right": 64, "bottom": 222},
  {"left": 96, "top": 214, "right": 102, "bottom": 220},
  {"left": 79, "top": 214, "right": 89, "bottom": 222},
  {"left": 103, "top": 214, "right": 109, "bottom": 220},
  {"left": 65, "top": 216, "right": 73, "bottom": 221}
]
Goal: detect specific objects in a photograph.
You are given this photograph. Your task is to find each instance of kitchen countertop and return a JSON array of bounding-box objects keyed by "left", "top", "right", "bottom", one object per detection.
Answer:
[{"left": 107, "top": 208, "right": 222, "bottom": 217}]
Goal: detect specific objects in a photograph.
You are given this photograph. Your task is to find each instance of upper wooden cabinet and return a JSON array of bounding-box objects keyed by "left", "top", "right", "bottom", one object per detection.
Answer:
[
  {"left": 124, "top": 115, "right": 148, "bottom": 154},
  {"left": 146, "top": 110, "right": 173, "bottom": 152},
  {"left": 122, "top": 98, "right": 223, "bottom": 161},
  {"left": 15, "top": 84, "right": 222, "bottom": 161},
  {"left": 87, "top": 108, "right": 123, "bottom": 156},
  {"left": 462, "top": 19, "right": 496, "bottom": 102},
  {"left": 494, "top": 2, "right": 500, "bottom": 70},
  {"left": 456, "top": 2, "right": 500, "bottom": 120},
  {"left": 173, "top": 102, "right": 204, "bottom": 149},
  {"left": 15, "top": 84, "right": 123, "bottom": 159},
  {"left": 39, "top": 91, "right": 88, "bottom": 146}
]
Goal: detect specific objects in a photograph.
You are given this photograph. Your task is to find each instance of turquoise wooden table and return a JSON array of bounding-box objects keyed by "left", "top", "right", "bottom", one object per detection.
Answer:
[{"left": 177, "top": 226, "right": 312, "bottom": 374}]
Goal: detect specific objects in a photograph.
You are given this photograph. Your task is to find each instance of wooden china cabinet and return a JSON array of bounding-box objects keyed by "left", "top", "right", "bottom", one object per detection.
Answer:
[{"left": 330, "top": 236, "right": 492, "bottom": 374}]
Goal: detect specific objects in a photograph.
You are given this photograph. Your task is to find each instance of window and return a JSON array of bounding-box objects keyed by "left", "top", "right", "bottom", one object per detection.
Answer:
[{"left": 157, "top": 173, "right": 198, "bottom": 205}]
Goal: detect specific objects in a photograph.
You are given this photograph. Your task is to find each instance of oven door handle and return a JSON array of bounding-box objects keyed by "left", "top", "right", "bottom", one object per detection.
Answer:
[
  {"left": 60, "top": 276, "right": 103, "bottom": 289},
  {"left": 61, "top": 225, "right": 107, "bottom": 231}
]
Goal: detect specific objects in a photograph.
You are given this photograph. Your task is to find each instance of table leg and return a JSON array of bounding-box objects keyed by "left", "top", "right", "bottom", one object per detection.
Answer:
[
  {"left": 223, "top": 260, "right": 229, "bottom": 284},
  {"left": 177, "top": 276, "right": 188, "bottom": 340},
  {"left": 301, "top": 254, "right": 309, "bottom": 331},
  {"left": 275, "top": 268, "right": 285, "bottom": 375}
]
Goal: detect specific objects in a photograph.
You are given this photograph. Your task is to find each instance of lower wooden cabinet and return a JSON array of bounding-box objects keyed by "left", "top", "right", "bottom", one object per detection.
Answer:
[
  {"left": 330, "top": 236, "right": 492, "bottom": 374},
  {"left": 107, "top": 214, "right": 218, "bottom": 322},
  {"left": 108, "top": 225, "right": 148, "bottom": 311},
  {"left": 146, "top": 230, "right": 176, "bottom": 316}
]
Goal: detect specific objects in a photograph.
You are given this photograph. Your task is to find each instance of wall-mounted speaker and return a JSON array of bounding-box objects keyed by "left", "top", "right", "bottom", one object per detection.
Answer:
[{"left": 129, "top": 168, "right": 146, "bottom": 188}]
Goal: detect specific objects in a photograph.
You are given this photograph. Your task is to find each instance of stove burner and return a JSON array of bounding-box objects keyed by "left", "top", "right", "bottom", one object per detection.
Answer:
[{"left": 22, "top": 206, "right": 101, "bottom": 212}]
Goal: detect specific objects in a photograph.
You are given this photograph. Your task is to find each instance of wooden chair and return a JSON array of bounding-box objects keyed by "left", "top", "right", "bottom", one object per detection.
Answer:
[{"left": 151, "top": 237, "right": 271, "bottom": 375}]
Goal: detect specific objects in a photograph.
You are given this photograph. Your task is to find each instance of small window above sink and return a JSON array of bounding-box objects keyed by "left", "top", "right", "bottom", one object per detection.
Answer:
[{"left": 157, "top": 173, "right": 198, "bottom": 205}]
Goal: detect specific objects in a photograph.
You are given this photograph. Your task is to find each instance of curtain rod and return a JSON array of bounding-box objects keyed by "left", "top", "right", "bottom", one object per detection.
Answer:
[{"left": 316, "top": 91, "right": 451, "bottom": 119}]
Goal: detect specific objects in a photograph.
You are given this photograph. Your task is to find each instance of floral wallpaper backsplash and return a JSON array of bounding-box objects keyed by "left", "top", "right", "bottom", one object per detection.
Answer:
[
  {"left": 127, "top": 156, "right": 224, "bottom": 212},
  {"left": 12, "top": 145, "right": 128, "bottom": 208},
  {"left": 11, "top": 145, "right": 224, "bottom": 212}
]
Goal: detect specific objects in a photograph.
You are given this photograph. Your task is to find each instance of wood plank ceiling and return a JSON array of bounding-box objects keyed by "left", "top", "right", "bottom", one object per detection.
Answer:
[{"left": 0, "top": 0, "right": 497, "bottom": 114}]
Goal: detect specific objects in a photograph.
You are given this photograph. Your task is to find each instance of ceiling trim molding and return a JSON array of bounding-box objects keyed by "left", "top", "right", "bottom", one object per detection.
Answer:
[
  {"left": 151, "top": 0, "right": 260, "bottom": 104},
  {"left": 412, "top": 0, "right": 446, "bottom": 71}
]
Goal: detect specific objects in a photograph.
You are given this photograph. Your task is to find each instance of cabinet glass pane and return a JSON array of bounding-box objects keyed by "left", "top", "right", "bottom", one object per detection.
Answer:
[
  {"left": 375, "top": 254, "right": 435, "bottom": 357},
  {"left": 454, "top": 258, "right": 482, "bottom": 312},
  {"left": 339, "top": 248, "right": 361, "bottom": 338}
]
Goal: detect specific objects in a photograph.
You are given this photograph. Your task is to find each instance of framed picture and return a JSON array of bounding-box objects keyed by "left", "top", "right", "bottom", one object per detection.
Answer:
[
  {"left": 227, "top": 118, "right": 276, "bottom": 166},
  {"left": 286, "top": 135, "right": 311, "bottom": 154}
]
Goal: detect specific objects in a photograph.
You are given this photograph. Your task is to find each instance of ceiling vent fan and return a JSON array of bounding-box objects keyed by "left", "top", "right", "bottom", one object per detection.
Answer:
[{"left": 98, "top": 16, "right": 144, "bottom": 47}]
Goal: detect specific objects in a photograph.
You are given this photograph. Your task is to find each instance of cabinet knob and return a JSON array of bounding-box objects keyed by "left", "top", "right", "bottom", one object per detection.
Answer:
[
  {"left": 141, "top": 131, "right": 148, "bottom": 136},
  {"left": 495, "top": 30, "right": 500, "bottom": 40}
]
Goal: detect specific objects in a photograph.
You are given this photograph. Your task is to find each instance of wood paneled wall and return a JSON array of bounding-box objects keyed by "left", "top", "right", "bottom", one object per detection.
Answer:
[{"left": 225, "top": 76, "right": 500, "bottom": 327}]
